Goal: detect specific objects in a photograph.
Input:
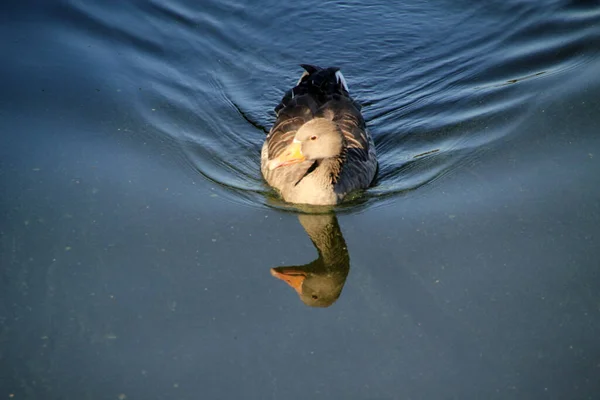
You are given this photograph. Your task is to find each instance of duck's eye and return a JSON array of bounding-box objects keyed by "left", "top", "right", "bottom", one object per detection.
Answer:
[{"left": 310, "top": 135, "right": 317, "bottom": 141}]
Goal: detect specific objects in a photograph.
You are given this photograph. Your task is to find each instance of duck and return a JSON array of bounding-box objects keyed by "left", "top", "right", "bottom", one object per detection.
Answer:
[{"left": 261, "top": 64, "right": 377, "bottom": 205}]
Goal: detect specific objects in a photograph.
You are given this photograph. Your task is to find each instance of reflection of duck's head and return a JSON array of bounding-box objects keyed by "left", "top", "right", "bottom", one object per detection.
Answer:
[
  {"left": 271, "top": 265, "right": 346, "bottom": 307},
  {"left": 270, "top": 213, "right": 350, "bottom": 307}
]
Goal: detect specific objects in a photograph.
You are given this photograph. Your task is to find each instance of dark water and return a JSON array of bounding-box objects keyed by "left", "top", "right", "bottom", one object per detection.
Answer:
[{"left": 2, "top": 0, "right": 600, "bottom": 399}]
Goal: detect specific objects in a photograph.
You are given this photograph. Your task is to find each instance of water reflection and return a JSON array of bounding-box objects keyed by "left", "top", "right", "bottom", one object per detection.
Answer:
[{"left": 270, "top": 213, "right": 350, "bottom": 307}]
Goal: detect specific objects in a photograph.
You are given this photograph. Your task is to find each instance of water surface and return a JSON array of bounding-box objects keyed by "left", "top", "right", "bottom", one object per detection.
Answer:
[{"left": 1, "top": 0, "right": 600, "bottom": 399}]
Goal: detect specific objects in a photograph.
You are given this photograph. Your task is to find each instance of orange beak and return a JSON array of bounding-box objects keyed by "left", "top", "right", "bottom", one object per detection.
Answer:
[
  {"left": 270, "top": 267, "right": 307, "bottom": 294},
  {"left": 268, "top": 141, "right": 305, "bottom": 170}
]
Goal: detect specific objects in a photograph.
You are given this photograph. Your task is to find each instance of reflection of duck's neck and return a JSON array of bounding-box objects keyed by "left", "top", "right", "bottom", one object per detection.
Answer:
[
  {"left": 271, "top": 213, "right": 350, "bottom": 307},
  {"left": 298, "top": 213, "right": 349, "bottom": 270}
]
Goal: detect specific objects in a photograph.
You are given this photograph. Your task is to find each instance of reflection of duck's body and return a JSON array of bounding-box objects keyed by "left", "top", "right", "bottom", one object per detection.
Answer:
[
  {"left": 271, "top": 213, "right": 350, "bottom": 307},
  {"left": 261, "top": 64, "right": 377, "bottom": 205}
]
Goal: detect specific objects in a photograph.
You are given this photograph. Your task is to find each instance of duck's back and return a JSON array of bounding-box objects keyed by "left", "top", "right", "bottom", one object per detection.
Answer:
[{"left": 262, "top": 65, "right": 377, "bottom": 205}]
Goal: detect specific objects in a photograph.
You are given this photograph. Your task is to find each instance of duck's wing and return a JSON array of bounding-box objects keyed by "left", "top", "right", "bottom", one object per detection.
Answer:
[
  {"left": 317, "top": 97, "right": 377, "bottom": 187},
  {"left": 317, "top": 97, "right": 370, "bottom": 161},
  {"left": 262, "top": 88, "right": 319, "bottom": 190}
]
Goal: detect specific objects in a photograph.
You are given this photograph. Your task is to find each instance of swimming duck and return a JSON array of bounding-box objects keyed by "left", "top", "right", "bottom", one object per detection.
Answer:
[{"left": 261, "top": 64, "right": 377, "bottom": 205}]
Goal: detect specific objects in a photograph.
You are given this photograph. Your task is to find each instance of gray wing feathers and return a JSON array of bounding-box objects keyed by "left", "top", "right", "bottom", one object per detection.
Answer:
[{"left": 318, "top": 98, "right": 377, "bottom": 190}]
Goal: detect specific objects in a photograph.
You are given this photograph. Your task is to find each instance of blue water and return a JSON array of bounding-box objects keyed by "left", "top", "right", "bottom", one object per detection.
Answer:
[{"left": 1, "top": 0, "right": 600, "bottom": 399}]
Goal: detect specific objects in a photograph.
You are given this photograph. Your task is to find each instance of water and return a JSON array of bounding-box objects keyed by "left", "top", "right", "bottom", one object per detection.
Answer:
[{"left": 1, "top": 0, "right": 600, "bottom": 398}]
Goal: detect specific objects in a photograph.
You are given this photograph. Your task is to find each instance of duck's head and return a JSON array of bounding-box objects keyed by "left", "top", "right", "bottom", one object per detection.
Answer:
[{"left": 268, "top": 118, "right": 343, "bottom": 170}]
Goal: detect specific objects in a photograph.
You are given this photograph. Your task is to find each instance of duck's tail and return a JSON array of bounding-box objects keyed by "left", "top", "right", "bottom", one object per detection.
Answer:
[
  {"left": 295, "top": 64, "right": 349, "bottom": 95},
  {"left": 273, "top": 64, "right": 352, "bottom": 117}
]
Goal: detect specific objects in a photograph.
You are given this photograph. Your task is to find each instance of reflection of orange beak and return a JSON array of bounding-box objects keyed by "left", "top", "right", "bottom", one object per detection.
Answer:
[
  {"left": 270, "top": 268, "right": 307, "bottom": 294},
  {"left": 268, "top": 141, "right": 305, "bottom": 170}
]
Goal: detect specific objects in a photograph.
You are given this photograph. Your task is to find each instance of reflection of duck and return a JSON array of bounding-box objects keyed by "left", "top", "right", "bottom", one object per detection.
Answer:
[
  {"left": 261, "top": 64, "right": 377, "bottom": 205},
  {"left": 271, "top": 213, "right": 350, "bottom": 307}
]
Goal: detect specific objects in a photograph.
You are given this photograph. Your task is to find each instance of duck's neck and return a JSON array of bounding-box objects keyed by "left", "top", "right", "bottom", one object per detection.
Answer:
[
  {"left": 314, "top": 151, "right": 345, "bottom": 185},
  {"left": 288, "top": 152, "right": 346, "bottom": 205}
]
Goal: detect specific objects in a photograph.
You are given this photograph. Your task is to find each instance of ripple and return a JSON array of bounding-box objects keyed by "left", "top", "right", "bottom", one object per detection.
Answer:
[{"left": 54, "top": 0, "right": 600, "bottom": 213}]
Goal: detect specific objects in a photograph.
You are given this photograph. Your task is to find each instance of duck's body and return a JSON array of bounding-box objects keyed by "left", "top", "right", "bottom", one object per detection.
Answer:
[{"left": 261, "top": 64, "right": 377, "bottom": 205}]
